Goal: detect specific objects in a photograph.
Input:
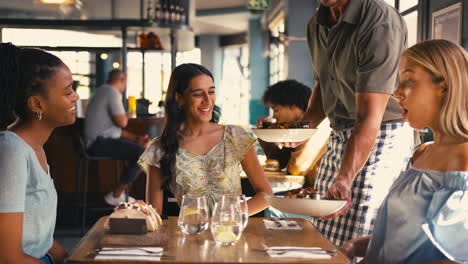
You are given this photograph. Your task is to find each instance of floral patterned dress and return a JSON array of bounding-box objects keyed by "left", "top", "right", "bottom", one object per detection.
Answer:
[{"left": 138, "top": 125, "right": 256, "bottom": 209}]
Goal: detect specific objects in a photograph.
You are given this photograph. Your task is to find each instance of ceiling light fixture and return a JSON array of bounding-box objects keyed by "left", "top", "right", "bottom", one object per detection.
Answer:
[{"left": 100, "top": 53, "right": 109, "bottom": 60}]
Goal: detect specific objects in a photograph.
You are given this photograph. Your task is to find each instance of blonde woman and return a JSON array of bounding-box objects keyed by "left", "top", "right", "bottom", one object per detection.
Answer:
[{"left": 340, "top": 40, "right": 468, "bottom": 264}]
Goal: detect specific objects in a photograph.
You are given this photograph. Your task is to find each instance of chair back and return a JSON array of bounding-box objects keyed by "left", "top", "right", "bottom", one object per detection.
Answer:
[
  {"left": 73, "top": 132, "right": 91, "bottom": 159},
  {"left": 74, "top": 133, "right": 115, "bottom": 160},
  {"left": 78, "top": 136, "right": 90, "bottom": 159}
]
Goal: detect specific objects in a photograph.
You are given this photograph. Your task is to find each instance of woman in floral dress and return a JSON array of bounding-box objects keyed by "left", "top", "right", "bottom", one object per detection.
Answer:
[{"left": 139, "top": 63, "right": 272, "bottom": 215}]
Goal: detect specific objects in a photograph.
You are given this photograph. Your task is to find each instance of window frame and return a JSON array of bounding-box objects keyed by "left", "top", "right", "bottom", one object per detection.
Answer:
[
  {"left": 389, "top": 0, "right": 424, "bottom": 44},
  {"left": 267, "top": 11, "right": 286, "bottom": 85}
]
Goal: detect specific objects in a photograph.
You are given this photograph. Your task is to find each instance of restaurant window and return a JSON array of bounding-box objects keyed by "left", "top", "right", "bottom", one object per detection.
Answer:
[
  {"left": 126, "top": 49, "right": 200, "bottom": 114},
  {"left": 268, "top": 12, "right": 286, "bottom": 85},
  {"left": 384, "top": 0, "right": 419, "bottom": 47},
  {"left": 404, "top": 10, "right": 419, "bottom": 47},
  {"left": 2, "top": 28, "right": 121, "bottom": 100},
  {"left": 50, "top": 51, "right": 93, "bottom": 100},
  {"left": 176, "top": 48, "right": 201, "bottom": 66},
  {"left": 399, "top": 0, "right": 418, "bottom": 13},
  {"left": 126, "top": 51, "right": 144, "bottom": 99},
  {"left": 126, "top": 51, "right": 169, "bottom": 114},
  {"left": 144, "top": 52, "right": 169, "bottom": 113},
  {"left": 219, "top": 46, "right": 250, "bottom": 125}
]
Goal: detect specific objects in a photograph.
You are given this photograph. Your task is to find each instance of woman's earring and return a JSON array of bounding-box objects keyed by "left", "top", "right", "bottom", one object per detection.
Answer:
[{"left": 37, "top": 111, "right": 43, "bottom": 121}]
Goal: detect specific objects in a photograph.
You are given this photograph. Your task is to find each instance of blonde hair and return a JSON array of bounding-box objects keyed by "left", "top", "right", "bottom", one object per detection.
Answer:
[{"left": 402, "top": 39, "right": 468, "bottom": 140}]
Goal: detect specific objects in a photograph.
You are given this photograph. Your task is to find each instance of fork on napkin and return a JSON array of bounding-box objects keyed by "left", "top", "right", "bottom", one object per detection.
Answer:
[
  {"left": 265, "top": 246, "right": 335, "bottom": 259},
  {"left": 263, "top": 219, "right": 302, "bottom": 230},
  {"left": 94, "top": 247, "right": 165, "bottom": 261}
]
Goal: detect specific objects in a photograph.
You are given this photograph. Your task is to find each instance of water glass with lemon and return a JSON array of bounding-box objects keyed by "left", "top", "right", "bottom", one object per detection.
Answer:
[
  {"left": 211, "top": 195, "right": 244, "bottom": 246},
  {"left": 178, "top": 195, "right": 209, "bottom": 235},
  {"left": 238, "top": 194, "right": 249, "bottom": 230}
]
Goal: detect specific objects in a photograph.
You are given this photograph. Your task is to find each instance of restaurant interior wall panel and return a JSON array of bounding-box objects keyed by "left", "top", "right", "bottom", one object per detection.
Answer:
[
  {"left": 285, "top": 0, "right": 318, "bottom": 89},
  {"left": 248, "top": 16, "right": 270, "bottom": 125}
]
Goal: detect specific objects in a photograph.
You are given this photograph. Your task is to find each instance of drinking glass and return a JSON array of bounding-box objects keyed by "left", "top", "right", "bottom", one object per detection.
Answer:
[
  {"left": 238, "top": 194, "right": 249, "bottom": 229},
  {"left": 178, "top": 195, "right": 209, "bottom": 235},
  {"left": 217, "top": 194, "right": 248, "bottom": 229},
  {"left": 211, "top": 195, "right": 243, "bottom": 246}
]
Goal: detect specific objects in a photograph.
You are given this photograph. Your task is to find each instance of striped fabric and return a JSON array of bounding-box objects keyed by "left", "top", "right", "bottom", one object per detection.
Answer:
[{"left": 310, "top": 122, "right": 414, "bottom": 247}]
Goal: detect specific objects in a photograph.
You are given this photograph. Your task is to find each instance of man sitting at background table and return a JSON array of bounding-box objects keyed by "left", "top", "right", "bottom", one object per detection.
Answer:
[
  {"left": 256, "top": 79, "right": 331, "bottom": 186},
  {"left": 84, "top": 69, "right": 150, "bottom": 206}
]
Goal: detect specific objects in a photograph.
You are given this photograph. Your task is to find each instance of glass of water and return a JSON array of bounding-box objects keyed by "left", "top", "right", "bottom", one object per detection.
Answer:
[
  {"left": 211, "top": 195, "right": 243, "bottom": 246},
  {"left": 237, "top": 194, "right": 249, "bottom": 230},
  {"left": 178, "top": 194, "right": 209, "bottom": 235}
]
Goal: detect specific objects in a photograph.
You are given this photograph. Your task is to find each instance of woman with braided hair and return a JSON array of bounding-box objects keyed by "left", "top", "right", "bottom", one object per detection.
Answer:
[{"left": 0, "top": 43, "right": 79, "bottom": 264}]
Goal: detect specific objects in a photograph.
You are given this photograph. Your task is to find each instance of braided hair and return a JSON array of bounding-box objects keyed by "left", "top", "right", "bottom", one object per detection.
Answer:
[
  {"left": 0, "top": 43, "right": 63, "bottom": 130},
  {"left": 159, "top": 63, "right": 221, "bottom": 186}
]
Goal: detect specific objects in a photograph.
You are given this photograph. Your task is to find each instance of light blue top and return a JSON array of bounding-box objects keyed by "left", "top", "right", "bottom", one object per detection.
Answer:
[
  {"left": 0, "top": 131, "right": 57, "bottom": 258},
  {"left": 362, "top": 167, "right": 468, "bottom": 264}
]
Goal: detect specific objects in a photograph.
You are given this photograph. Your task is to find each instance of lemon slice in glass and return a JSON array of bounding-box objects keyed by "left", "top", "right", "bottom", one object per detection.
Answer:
[
  {"left": 214, "top": 226, "right": 238, "bottom": 243},
  {"left": 182, "top": 208, "right": 199, "bottom": 216}
]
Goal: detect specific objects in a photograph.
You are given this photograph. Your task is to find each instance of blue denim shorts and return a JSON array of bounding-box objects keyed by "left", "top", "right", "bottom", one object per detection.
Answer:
[{"left": 39, "top": 253, "right": 55, "bottom": 264}]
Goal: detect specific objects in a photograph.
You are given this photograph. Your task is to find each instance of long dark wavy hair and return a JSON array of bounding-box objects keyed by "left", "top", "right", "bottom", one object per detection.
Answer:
[
  {"left": 0, "top": 43, "right": 63, "bottom": 130},
  {"left": 159, "top": 63, "right": 221, "bottom": 187}
]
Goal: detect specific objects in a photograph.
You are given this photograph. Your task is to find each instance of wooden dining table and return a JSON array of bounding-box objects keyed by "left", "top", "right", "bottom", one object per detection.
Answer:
[{"left": 67, "top": 216, "right": 350, "bottom": 264}]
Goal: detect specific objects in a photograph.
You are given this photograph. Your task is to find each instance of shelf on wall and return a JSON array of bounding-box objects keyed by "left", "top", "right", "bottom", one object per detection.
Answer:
[
  {"left": 21, "top": 46, "right": 165, "bottom": 52},
  {"left": 0, "top": 18, "right": 192, "bottom": 31}
]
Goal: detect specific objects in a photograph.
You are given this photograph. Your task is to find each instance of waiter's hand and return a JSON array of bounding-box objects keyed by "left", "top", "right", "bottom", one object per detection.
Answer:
[
  {"left": 325, "top": 178, "right": 352, "bottom": 200},
  {"left": 314, "top": 178, "right": 353, "bottom": 220},
  {"left": 315, "top": 200, "right": 352, "bottom": 220}
]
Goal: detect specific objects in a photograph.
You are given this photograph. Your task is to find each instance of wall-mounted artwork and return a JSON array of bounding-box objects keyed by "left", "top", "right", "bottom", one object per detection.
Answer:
[{"left": 432, "top": 2, "right": 462, "bottom": 44}]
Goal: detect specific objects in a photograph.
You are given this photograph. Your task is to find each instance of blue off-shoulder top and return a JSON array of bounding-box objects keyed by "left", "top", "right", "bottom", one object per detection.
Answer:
[{"left": 361, "top": 167, "right": 468, "bottom": 264}]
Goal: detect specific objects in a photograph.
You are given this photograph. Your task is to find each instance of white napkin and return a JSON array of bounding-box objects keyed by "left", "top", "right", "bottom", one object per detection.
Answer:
[
  {"left": 94, "top": 247, "right": 163, "bottom": 261},
  {"left": 266, "top": 246, "right": 333, "bottom": 259},
  {"left": 263, "top": 219, "right": 302, "bottom": 230}
]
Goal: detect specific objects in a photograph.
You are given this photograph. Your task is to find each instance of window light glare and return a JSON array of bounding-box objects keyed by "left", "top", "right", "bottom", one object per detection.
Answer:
[{"left": 39, "top": 0, "right": 75, "bottom": 4}]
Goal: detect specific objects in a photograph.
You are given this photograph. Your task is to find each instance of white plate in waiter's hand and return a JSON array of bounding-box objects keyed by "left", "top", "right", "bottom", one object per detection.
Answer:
[
  {"left": 252, "top": 128, "right": 317, "bottom": 143},
  {"left": 265, "top": 195, "right": 347, "bottom": 217}
]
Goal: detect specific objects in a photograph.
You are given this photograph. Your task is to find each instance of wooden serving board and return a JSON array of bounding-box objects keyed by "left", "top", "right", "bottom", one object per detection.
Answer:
[{"left": 99, "top": 225, "right": 168, "bottom": 247}]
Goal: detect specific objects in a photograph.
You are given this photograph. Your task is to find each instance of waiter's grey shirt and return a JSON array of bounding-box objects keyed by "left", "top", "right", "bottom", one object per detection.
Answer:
[
  {"left": 307, "top": 0, "right": 406, "bottom": 130},
  {"left": 84, "top": 84, "right": 125, "bottom": 147}
]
